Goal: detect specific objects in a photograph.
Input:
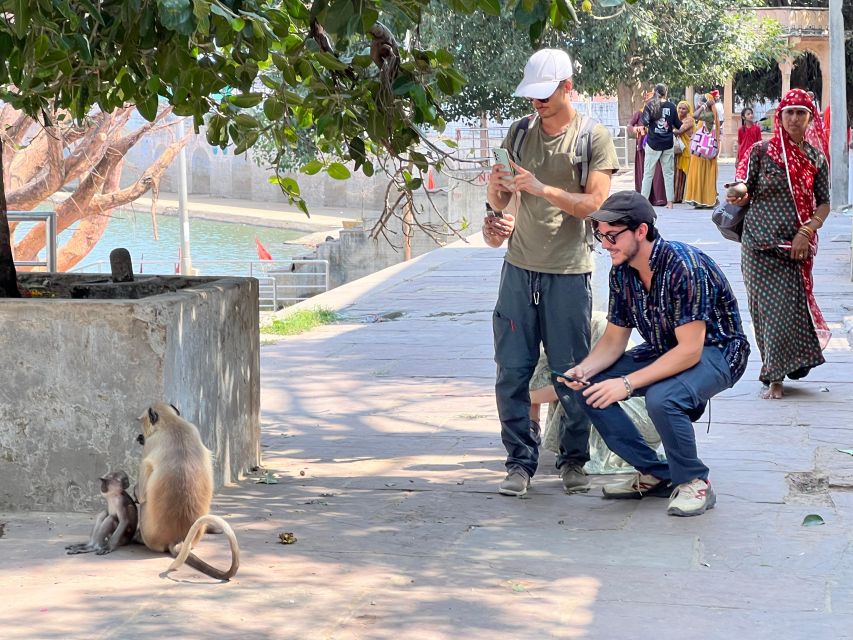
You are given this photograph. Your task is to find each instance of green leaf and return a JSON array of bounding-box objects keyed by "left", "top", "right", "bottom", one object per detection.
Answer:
[
  {"left": 301, "top": 159, "right": 323, "bottom": 175},
  {"left": 227, "top": 92, "right": 264, "bottom": 108},
  {"left": 137, "top": 93, "right": 159, "bottom": 121},
  {"left": 157, "top": 0, "right": 196, "bottom": 35},
  {"left": 802, "top": 514, "right": 825, "bottom": 527},
  {"left": 230, "top": 17, "right": 246, "bottom": 31},
  {"left": 263, "top": 97, "right": 285, "bottom": 120},
  {"left": 326, "top": 162, "right": 351, "bottom": 180},
  {"left": 314, "top": 51, "right": 348, "bottom": 72},
  {"left": 280, "top": 176, "right": 301, "bottom": 196}
]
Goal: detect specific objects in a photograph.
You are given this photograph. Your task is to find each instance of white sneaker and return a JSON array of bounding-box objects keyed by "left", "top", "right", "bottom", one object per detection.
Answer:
[
  {"left": 602, "top": 472, "right": 671, "bottom": 499},
  {"left": 667, "top": 479, "right": 716, "bottom": 517}
]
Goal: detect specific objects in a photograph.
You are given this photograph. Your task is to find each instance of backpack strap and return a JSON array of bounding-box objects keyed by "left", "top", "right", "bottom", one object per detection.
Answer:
[
  {"left": 571, "top": 115, "right": 597, "bottom": 189},
  {"left": 509, "top": 114, "right": 536, "bottom": 164}
]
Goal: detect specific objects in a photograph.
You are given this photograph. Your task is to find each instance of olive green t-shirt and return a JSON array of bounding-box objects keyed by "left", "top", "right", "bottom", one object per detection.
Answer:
[{"left": 502, "top": 116, "right": 620, "bottom": 274}]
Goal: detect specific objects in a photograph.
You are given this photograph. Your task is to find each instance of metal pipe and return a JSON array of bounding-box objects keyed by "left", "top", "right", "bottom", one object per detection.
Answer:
[{"left": 177, "top": 118, "right": 193, "bottom": 275}]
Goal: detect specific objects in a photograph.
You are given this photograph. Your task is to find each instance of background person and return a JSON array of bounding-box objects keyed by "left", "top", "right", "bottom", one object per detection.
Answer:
[
  {"left": 629, "top": 104, "right": 666, "bottom": 207},
  {"left": 562, "top": 191, "right": 750, "bottom": 517},
  {"left": 673, "top": 100, "right": 694, "bottom": 203},
  {"left": 736, "top": 107, "right": 762, "bottom": 166},
  {"left": 640, "top": 84, "right": 681, "bottom": 209},
  {"left": 484, "top": 48, "right": 620, "bottom": 498},
  {"left": 684, "top": 92, "right": 721, "bottom": 209},
  {"left": 728, "top": 88, "right": 830, "bottom": 400}
]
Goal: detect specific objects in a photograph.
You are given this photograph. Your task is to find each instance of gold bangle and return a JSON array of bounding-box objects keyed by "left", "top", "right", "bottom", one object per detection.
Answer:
[{"left": 798, "top": 226, "right": 814, "bottom": 239}]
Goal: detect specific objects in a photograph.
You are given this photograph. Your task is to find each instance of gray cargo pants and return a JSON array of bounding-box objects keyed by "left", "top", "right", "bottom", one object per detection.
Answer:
[{"left": 493, "top": 261, "right": 592, "bottom": 477}]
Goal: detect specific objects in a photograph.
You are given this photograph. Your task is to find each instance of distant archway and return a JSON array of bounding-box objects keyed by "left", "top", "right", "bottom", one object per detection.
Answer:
[{"left": 790, "top": 51, "right": 823, "bottom": 107}]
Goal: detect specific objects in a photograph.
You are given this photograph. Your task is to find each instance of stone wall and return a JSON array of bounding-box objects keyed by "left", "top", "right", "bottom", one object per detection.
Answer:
[{"left": 0, "top": 274, "right": 260, "bottom": 511}]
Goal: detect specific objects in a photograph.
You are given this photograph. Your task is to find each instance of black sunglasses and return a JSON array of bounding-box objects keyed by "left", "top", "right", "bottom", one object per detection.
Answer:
[
  {"left": 593, "top": 227, "right": 632, "bottom": 244},
  {"left": 530, "top": 95, "right": 552, "bottom": 104}
]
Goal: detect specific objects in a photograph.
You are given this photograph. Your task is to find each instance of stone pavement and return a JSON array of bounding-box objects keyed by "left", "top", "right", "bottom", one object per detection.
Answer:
[{"left": 2, "top": 164, "right": 853, "bottom": 639}]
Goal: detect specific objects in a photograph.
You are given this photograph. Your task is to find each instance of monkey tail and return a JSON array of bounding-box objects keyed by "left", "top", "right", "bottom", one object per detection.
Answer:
[{"left": 167, "top": 514, "right": 240, "bottom": 581}]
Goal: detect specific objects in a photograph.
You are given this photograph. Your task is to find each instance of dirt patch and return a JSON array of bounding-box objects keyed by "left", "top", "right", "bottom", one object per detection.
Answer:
[{"left": 785, "top": 471, "right": 831, "bottom": 505}]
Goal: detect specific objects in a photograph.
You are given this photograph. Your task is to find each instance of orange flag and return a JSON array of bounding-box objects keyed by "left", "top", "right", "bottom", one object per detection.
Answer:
[{"left": 255, "top": 238, "right": 273, "bottom": 261}]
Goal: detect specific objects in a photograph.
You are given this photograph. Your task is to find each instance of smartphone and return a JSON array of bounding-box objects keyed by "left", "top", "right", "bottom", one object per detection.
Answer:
[
  {"left": 486, "top": 205, "right": 503, "bottom": 219},
  {"left": 491, "top": 147, "right": 514, "bottom": 175},
  {"left": 550, "top": 369, "right": 590, "bottom": 386}
]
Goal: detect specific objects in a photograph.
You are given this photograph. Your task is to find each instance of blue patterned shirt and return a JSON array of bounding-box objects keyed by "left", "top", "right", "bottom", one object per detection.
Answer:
[{"left": 608, "top": 238, "right": 750, "bottom": 382}]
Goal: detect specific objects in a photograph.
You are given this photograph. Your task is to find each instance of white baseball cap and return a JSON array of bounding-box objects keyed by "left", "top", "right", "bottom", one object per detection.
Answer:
[{"left": 513, "top": 49, "right": 573, "bottom": 100}]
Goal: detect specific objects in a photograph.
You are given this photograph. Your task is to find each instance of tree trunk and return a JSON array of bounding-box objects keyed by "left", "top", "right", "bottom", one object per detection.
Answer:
[
  {"left": 616, "top": 80, "right": 645, "bottom": 127},
  {"left": 0, "top": 138, "right": 21, "bottom": 297}
]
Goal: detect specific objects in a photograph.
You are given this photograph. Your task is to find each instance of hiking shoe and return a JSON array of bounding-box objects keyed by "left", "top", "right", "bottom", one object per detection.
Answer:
[
  {"left": 499, "top": 467, "right": 530, "bottom": 497},
  {"left": 667, "top": 479, "right": 716, "bottom": 517},
  {"left": 602, "top": 472, "right": 671, "bottom": 500},
  {"left": 560, "top": 464, "right": 590, "bottom": 493}
]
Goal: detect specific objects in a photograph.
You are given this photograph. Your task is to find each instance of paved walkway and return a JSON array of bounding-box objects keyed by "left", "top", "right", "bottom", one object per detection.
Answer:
[{"left": 3, "top": 165, "right": 853, "bottom": 639}]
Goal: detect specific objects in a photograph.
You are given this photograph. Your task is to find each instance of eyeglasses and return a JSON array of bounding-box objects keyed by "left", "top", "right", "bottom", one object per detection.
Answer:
[
  {"left": 593, "top": 227, "right": 631, "bottom": 244},
  {"left": 528, "top": 80, "right": 569, "bottom": 105}
]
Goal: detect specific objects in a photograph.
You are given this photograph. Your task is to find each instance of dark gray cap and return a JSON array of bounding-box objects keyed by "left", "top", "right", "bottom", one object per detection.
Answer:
[{"left": 589, "top": 190, "right": 657, "bottom": 226}]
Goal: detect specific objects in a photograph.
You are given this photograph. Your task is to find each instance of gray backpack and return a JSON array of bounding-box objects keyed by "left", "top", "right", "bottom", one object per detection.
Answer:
[{"left": 508, "top": 113, "right": 597, "bottom": 188}]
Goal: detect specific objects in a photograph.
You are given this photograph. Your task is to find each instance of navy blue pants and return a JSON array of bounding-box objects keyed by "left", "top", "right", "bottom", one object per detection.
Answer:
[
  {"left": 574, "top": 346, "right": 733, "bottom": 486},
  {"left": 493, "top": 262, "right": 592, "bottom": 477}
]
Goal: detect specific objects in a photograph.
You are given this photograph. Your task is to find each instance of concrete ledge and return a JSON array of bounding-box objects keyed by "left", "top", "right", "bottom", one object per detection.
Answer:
[{"left": 0, "top": 274, "right": 260, "bottom": 511}]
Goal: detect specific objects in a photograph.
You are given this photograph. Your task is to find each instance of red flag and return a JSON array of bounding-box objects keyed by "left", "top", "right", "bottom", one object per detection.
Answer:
[
  {"left": 427, "top": 168, "right": 436, "bottom": 191},
  {"left": 255, "top": 238, "right": 273, "bottom": 261}
]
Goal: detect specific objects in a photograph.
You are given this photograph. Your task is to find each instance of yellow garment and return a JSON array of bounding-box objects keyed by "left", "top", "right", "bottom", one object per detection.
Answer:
[
  {"left": 684, "top": 104, "right": 720, "bottom": 207},
  {"left": 676, "top": 100, "right": 694, "bottom": 174},
  {"left": 684, "top": 154, "right": 719, "bottom": 207}
]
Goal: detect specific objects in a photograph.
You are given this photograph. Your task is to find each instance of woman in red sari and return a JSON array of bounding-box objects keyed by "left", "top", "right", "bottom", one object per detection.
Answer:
[
  {"left": 728, "top": 89, "right": 830, "bottom": 399},
  {"left": 736, "top": 107, "right": 762, "bottom": 166}
]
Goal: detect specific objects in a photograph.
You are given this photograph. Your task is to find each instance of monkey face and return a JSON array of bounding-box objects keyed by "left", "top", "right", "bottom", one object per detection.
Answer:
[
  {"left": 100, "top": 471, "right": 130, "bottom": 494},
  {"left": 138, "top": 403, "right": 181, "bottom": 437}
]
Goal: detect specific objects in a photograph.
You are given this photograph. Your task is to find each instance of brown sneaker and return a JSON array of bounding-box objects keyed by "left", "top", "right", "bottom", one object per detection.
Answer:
[
  {"left": 499, "top": 467, "right": 530, "bottom": 497},
  {"left": 560, "top": 464, "right": 590, "bottom": 493}
]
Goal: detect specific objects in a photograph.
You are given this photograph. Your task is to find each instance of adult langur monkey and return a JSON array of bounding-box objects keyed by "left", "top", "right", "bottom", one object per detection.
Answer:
[
  {"left": 66, "top": 470, "right": 138, "bottom": 555},
  {"left": 136, "top": 403, "right": 240, "bottom": 581}
]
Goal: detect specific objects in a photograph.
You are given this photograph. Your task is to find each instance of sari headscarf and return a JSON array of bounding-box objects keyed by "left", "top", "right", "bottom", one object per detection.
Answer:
[
  {"left": 737, "top": 88, "right": 830, "bottom": 347},
  {"left": 677, "top": 100, "right": 693, "bottom": 119}
]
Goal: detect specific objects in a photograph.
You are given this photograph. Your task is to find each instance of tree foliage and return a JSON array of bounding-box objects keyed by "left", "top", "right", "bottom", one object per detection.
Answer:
[
  {"left": 563, "top": 0, "right": 788, "bottom": 94},
  {"left": 0, "top": 0, "right": 587, "bottom": 296}
]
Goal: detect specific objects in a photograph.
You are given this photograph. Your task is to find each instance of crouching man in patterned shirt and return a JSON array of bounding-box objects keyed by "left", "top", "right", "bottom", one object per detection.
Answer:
[{"left": 559, "top": 191, "right": 750, "bottom": 516}]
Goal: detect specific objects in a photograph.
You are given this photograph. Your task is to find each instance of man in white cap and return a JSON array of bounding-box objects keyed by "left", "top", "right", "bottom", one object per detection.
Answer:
[{"left": 483, "top": 48, "right": 620, "bottom": 497}]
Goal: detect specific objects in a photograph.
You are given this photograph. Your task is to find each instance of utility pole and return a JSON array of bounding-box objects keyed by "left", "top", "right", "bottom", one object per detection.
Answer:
[
  {"left": 177, "top": 118, "right": 193, "bottom": 275},
  {"left": 828, "top": 0, "right": 848, "bottom": 210}
]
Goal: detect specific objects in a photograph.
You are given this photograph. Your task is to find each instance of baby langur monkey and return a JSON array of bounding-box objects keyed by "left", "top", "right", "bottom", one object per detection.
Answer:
[
  {"left": 136, "top": 403, "right": 239, "bottom": 581},
  {"left": 66, "top": 471, "right": 138, "bottom": 556}
]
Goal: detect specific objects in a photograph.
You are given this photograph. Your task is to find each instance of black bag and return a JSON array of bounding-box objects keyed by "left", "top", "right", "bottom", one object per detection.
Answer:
[
  {"left": 712, "top": 202, "right": 746, "bottom": 242},
  {"left": 711, "top": 141, "right": 767, "bottom": 242}
]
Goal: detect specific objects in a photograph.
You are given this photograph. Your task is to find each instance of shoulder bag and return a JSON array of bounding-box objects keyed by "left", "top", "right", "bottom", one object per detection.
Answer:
[
  {"left": 711, "top": 142, "right": 767, "bottom": 242},
  {"left": 689, "top": 123, "right": 718, "bottom": 159}
]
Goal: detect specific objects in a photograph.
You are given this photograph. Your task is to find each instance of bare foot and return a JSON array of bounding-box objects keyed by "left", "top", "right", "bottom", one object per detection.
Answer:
[
  {"left": 665, "top": 202, "right": 674, "bottom": 209},
  {"left": 761, "top": 382, "right": 784, "bottom": 399}
]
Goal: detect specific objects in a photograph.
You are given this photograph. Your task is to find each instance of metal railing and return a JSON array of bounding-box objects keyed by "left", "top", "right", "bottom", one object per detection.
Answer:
[
  {"left": 71, "top": 258, "right": 331, "bottom": 310},
  {"left": 9, "top": 211, "right": 57, "bottom": 271}
]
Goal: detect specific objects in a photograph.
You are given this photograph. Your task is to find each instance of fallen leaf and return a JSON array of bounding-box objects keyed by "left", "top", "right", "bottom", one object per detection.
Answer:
[
  {"left": 278, "top": 532, "right": 297, "bottom": 544},
  {"left": 256, "top": 471, "right": 279, "bottom": 484},
  {"left": 802, "top": 514, "right": 825, "bottom": 527},
  {"left": 837, "top": 449, "right": 853, "bottom": 457}
]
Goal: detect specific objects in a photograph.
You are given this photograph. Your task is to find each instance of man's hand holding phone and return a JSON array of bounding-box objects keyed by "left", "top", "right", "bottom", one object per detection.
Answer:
[
  {"left": 490, "top": 148, "right": 515, "bottom": 195},
  {"left": 551, "top": 368, "right": 590, "bottom": 388}
]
